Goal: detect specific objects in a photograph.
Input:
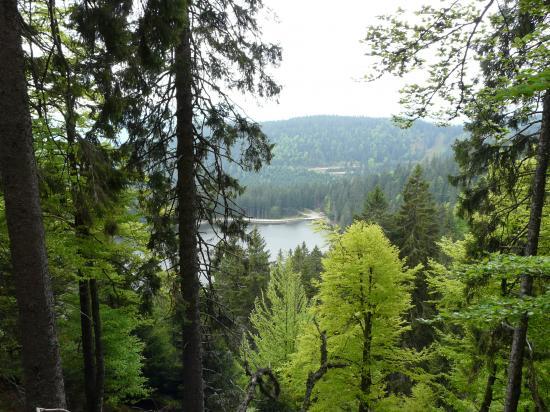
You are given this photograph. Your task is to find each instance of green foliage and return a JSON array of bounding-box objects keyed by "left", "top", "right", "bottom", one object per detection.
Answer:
[
  {"left": 356, "top": 185, "right": 395, "bottom": 236},
  {"left": 287, "top": 243, "right": 324, "bottom": 299},
  {"left": 238, "top": 152, "right": 460, "bottom": 228},
  {"left": 285, "top": 222, "right": 419, "bottom": 410},
  {"left": 60, "top": 303, "right": 149, "bottom": 406},
  {"left": 242, "top": 257, "right": 309, "bottom": 373},
  {"left": 214, "top": 227, "right": 271, "bottom": 329},
  {"left": 395, "top": 165, "right": 440, "bottom": 267},
  {"left": 259, "top": 116, "right": 462, "bottom": 169},
  {"left": 427, "top": 237, "right": 550, "bottom": 410}
]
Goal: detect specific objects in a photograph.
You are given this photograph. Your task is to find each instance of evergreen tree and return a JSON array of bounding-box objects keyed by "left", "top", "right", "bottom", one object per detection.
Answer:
[
  {"left": 24, "top": 1, "right": 137, "bottom": 407},
  {"left": 288, "top": 243, "right": 324, "bottom": 299},
  {"left": 0, "top": 1, "right": 66, "bottom": 409},
  {"left": 241, "top": 257, "right": 308, "bottom": 376},
  {"left": 396, "top": 166, "right": 440, "bottom": 268},
  {"left": 128, "top": 2, "right": 281, "bottom": 407},
  {"left": 356, "top": 185, "right": 394, "bottom": 236},
  {"left": 394, "top": 165, "right": 440, "bottom": 349},
  {"left": 364, "top": 2, "right": 549, "bottom": 406},
  {"left": 214, "top": 228, "right": 270, "bottom": 331}
]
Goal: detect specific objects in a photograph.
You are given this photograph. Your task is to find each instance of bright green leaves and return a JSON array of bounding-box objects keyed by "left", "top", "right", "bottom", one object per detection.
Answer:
[
  {"left": 427, "top": 238, "right": 550, "bottom": 410},
  {"left": 241, "top": 257, "right": 309, "bottom": 373},
  {"left": 285, "top": 222, "right": 417, "bottom": 410},
  {"left": 495, "top": 68, "right": 550, "bottom": 99}
]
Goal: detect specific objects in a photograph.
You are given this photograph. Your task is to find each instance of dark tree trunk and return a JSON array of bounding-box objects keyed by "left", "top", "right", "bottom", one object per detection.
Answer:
[
  {"left": 359, "top": 311, "right": 373, "bottom": 412},
  {"left": 53, "top": 0, "right": 105, "bottom": 400},
  {"left": 90, "top": 279, "right": 105, "bottom": 412},
  {"left": 301, "top": 328, "right": 347, "bottom": 412},
  {"left": 79, "top": 279, "right": 97, "bottom": 412},
  {"left": 479, "top": 360, "right": 497, "bottom": 412},
  {"left": 527, "top": 355, "right": 547, "bottom": 412},
  {"left": 504, "top": 91, "right": 550, "bottom": 412},
  {"left": 359, "top": 269, "right": 373, "bottom": 412},
  {"left": 175, "top": 1, "right": 204, "bottom": 410},
  {"left": 0, "top": 1, "right": 66, "bottom": 410}
]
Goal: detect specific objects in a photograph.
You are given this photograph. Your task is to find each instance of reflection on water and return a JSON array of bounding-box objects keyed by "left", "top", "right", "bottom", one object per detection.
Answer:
[{"left": 200, "top": 220, "right": 328, "bottom": 259}]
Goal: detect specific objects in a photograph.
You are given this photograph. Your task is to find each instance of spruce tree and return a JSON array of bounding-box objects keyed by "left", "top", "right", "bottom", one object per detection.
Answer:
[
  {"left": 214, "top": 228, "right": 270, "bottom": 331},
  {"left": 395, "top": 165, "right": 439, "bottom": 349},
  {"left": 22, "top": 1, "right": 137, "bottom": 408},
  {"left": 356, "top": 185, "right": 394, "bottom": 236},
  {"left": 364, "top": 2, "right": 549, "bottom": 406},
  {"left": 289, "top": 243, "right": 324, "bottom": 299},
  {"left": 0, "top": 1, "right": 66, "bottom": 409},
  {"left": 126, "top": 2, "right": 281, "bottom": 407},
  {"left": 395, "top": 166, "right": 440, "bottom": 268}
]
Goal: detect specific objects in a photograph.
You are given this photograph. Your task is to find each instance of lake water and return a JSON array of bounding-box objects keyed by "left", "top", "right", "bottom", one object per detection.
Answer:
[{"left": 201, "top": 220, "right": 328, "bottom": 260}]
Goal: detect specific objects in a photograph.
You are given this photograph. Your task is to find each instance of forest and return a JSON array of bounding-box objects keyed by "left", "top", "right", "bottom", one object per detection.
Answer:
[{"left": 0, "top": 0, "right": 548, "bottom": 412}]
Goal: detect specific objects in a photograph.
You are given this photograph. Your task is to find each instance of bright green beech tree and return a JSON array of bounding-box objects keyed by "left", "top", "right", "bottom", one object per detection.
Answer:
[{"left": 286, "top": 222, "right": 419, "bottom": 411}]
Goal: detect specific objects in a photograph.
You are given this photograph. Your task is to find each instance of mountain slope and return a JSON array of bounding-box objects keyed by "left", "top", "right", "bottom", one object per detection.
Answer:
[{"left": 261, "top": 116, "right": 464, "bottom": 171}]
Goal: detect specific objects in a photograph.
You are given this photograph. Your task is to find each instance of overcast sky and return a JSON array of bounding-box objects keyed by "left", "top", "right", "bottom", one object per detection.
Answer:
[{"left": 234, "top": 0, "right": 432, "bottom": 122}]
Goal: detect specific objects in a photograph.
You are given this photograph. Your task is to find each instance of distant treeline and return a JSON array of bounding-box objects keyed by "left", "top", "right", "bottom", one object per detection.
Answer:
[{"left": 237, "top": 155, "right": 459, "bottom": 227}]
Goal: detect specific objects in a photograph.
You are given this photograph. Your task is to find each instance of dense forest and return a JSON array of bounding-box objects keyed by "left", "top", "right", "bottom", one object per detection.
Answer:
[
  {"left": 237, "top": 153, "right": 459, "bottom": 226},
  {"left": 259, "top": 116, "right": 464, "bottom": 169},
  {"left": 0, "top": 1, "right": 548, "bottom": 412},
  {"left": 232, "top": 116, "right": 462, "bottom": 226}
]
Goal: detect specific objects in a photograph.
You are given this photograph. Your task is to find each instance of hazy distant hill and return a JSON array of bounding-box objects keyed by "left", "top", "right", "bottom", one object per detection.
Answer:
[
  {"left": 232, "top": 116, "right": 464, "bottom": 225},
  {"left": 260, "top": 116, "right": 464, "bottom": 172}
]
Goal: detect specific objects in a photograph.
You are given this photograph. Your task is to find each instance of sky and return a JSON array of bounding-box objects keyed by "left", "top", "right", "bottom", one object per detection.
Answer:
[{"left": 234, "top": 0, "right": 432, "bottom": 122}]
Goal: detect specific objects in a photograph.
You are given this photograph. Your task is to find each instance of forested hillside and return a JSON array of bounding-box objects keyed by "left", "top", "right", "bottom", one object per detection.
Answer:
[
  {"left": 262, "top": 116, "right": 463, "bottom": 170},
  {"left": 0, "top": 0, "right": 548, "bottom": 412},
  {"left": 238, "top": 155, "right": 459, "bottom": 226},
  {"left": 232, "top": 116, "right": 462, "bottom": 226}
]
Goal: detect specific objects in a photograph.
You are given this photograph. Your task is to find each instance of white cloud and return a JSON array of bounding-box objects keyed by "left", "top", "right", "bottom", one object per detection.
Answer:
[{"left": 233, "top": 0, "right": 434, "bottom": 121}]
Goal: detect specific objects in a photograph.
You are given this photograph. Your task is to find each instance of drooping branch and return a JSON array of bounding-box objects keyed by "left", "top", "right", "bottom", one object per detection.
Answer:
[{"left": 237, "top": 367, "right": 280, "bottom": 412}]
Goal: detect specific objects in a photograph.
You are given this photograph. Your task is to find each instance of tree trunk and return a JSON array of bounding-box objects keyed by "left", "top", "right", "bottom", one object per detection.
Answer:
[
  {"left": 0, "top": 1, "right": 66, "bottom": 410},
  {"left": 54, "top": 2, "right": 105, "bottom": 401},
  {"left": 359, "top": 269, "right": 373, "bottom": 412},
  {"left": 504, "top": 90, "right": 550, "bottom": 412},
  {"left": 90, "top": 279, "right": 104, "bottom": 412},
  {"left": 79, "top": 279, "right": 97, "bottom": 412},
  {"left": 359, "top": 311, "right": 373, "bottom": 412},
  {"left": 526, "top": 342, "right": 547, "bottom": 412},
  {"left": 175, "top": 1, "right": 204, "bottom": 410},
  {"left": 479, "top": 360, "right": 497, "bottom": 412}
]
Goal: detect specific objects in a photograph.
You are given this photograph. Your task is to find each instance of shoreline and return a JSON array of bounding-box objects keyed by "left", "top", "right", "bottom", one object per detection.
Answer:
[
  {"left": 201, "top": 210, "right": 326, "bottom": 226},
  {"left": 247, "top": 210, "right": 326, "bottom": 225}
]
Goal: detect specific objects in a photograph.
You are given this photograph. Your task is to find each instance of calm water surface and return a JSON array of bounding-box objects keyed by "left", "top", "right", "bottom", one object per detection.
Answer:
[{"left": 201, "top": 220, "right": 328, "bottom": 259}]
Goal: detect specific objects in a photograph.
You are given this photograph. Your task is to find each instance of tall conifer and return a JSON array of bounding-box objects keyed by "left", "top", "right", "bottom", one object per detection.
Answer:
[
  {"left": 0, "top": 1, "right": 66, "bottom": 409},
  {"left": 395, "top": 165, "right": 439, "bottom": 349}
]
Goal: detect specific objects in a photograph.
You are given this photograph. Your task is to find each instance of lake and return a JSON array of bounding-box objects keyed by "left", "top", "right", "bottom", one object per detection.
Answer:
[{"left": 201, "top": 220, "right": 328, "bottom": 260}]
